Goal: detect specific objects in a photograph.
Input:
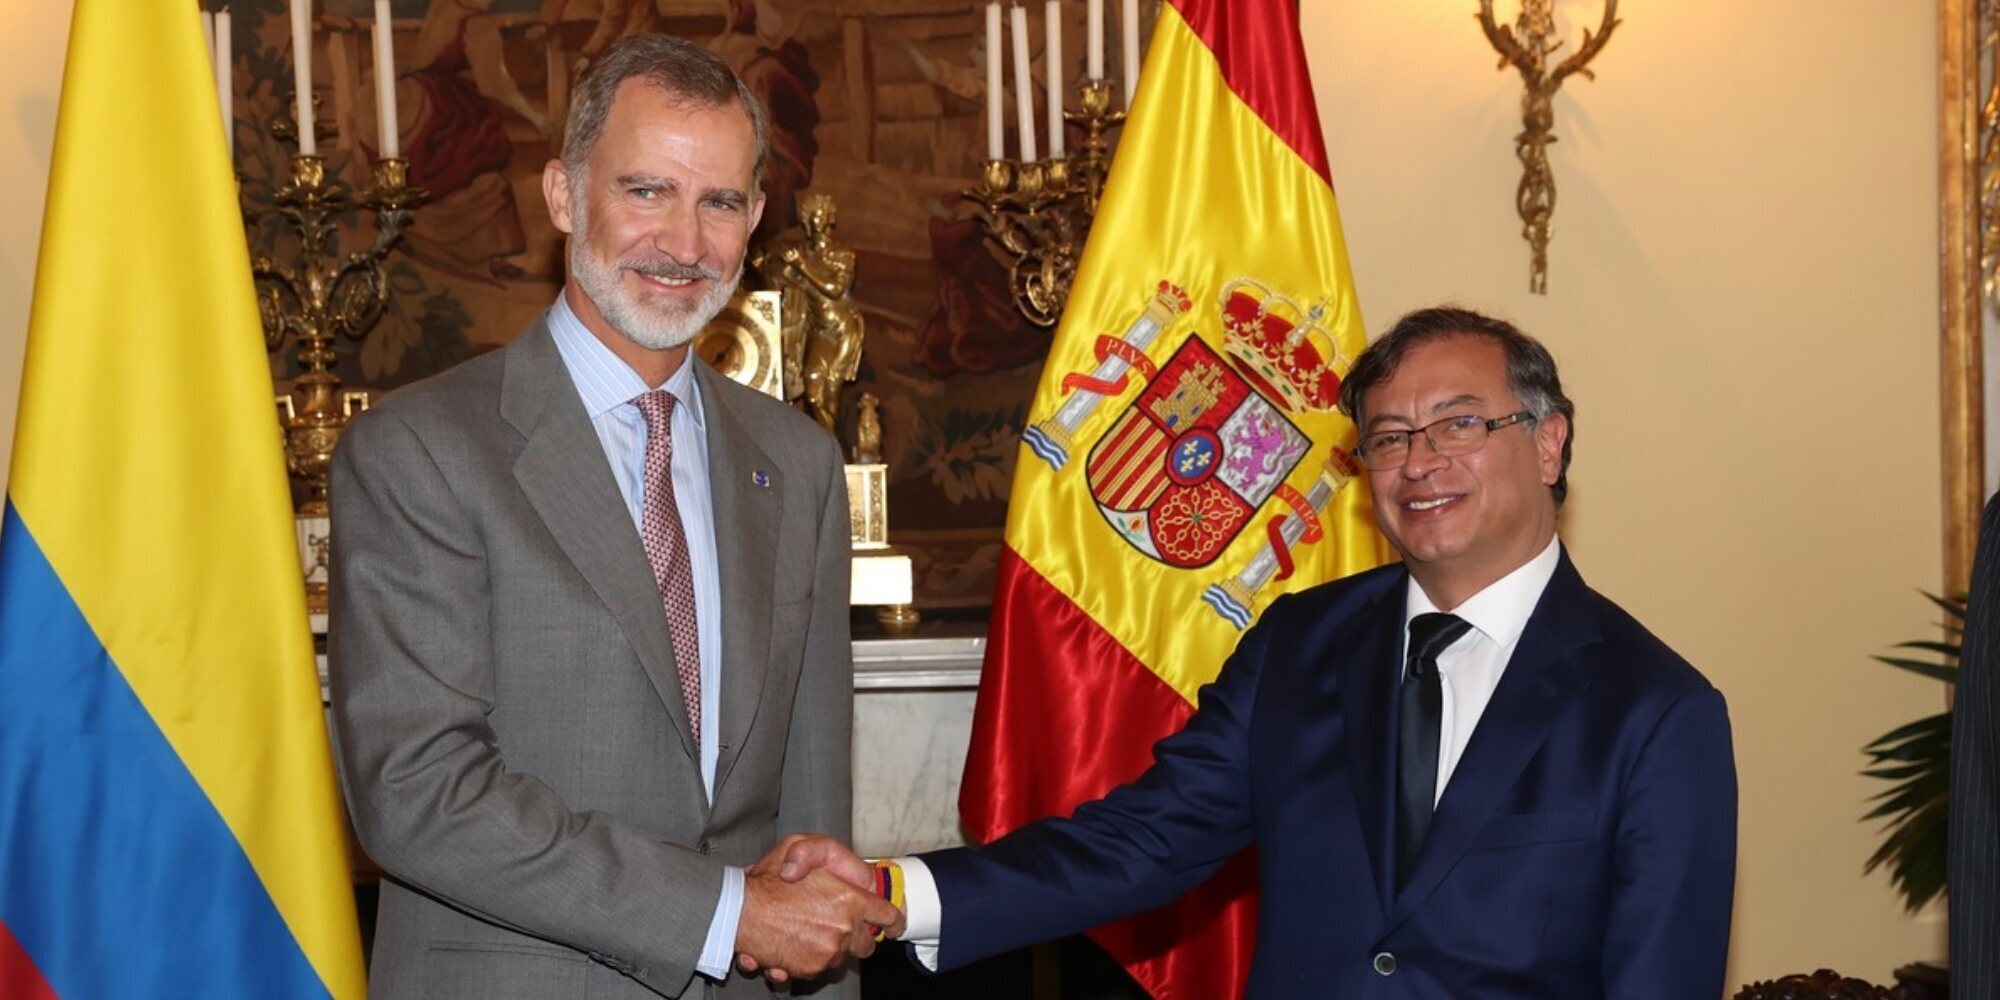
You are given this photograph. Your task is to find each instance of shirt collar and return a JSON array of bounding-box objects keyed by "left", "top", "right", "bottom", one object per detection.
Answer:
[
  {"left": 1403, "top": 534, "right": 1562, "bottom": 648},
  {"left": 546, "top": 290, "right": 705, "bottom": 429}
]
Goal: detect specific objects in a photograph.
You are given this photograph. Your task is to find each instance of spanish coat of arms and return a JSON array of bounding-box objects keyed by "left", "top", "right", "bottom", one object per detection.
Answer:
[{"left": 1022, "top": 278, "right": 1363, "bottom": 627}]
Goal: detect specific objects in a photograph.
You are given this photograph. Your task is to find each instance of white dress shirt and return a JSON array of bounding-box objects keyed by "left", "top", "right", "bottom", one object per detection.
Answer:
[
  {"left": 893, "top": 534, "right": 1564, "bottom": 967},
  {"left": 1402, "top": 534, "right": 1561, "bottom": 801},
  {"left": 547, "top": 294, "right": 742, "bottom": 980}
]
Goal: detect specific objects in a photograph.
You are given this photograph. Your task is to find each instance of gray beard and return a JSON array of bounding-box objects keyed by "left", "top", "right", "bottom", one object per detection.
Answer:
[{"left": 568, "top": 209, "right": 739, "bottom": 352}]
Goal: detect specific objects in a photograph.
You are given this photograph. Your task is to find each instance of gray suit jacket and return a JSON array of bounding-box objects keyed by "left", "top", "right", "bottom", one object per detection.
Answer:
[{"left": 328, "top": 320, "right": 855, "bottom": 1000}]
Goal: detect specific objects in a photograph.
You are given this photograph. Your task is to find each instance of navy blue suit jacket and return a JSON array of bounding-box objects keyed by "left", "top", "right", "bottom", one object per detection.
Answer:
[{"left": 925, "top": 550, "right": 1736, "bottom": 998}]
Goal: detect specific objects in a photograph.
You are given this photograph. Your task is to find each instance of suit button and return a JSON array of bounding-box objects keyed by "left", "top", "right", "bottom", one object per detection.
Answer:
[
  {"left": 697, "top": 839, "right": 713, "bottom": 855},
  {"left": 1372, "top": 952, "right": 1397, "bottom": 976}
]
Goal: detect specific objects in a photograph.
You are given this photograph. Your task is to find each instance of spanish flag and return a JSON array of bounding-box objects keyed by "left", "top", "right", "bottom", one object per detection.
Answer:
[
  {"left": 0, "top": 3, "right": 365, "bottom": 997},
  {"left": 958, "top": 1, "right": 1391, "bottom": 995}
]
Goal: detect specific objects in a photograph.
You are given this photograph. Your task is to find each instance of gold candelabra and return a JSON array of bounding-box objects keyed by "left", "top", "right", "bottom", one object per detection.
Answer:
[
  {"left": 966, "top": 79, "right": 1126, "bottom": 327},
  {"left": 1476, "top": 0, "right": 1620, "bottom": 294},
  {"left": 252, "top": 152, "right": 425, "bottom": 511}
]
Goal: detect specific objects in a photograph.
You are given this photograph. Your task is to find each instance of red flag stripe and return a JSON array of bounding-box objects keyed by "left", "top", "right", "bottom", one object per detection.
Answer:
[
  {"left": 1090, "top": 852, "right": 1257, "bottom": 1000},
  {"left": 962, "top": 549, "right": 1193, "bottom": 837},
  {"left": 1166, "top": 0, "right": 1332, "bottom": 186},
  {"left": 962, "top": 550, "right": 1257, "bottom": 999},
  {"left": 0, "top": 921, "right": 60, "bottom": 1000}
]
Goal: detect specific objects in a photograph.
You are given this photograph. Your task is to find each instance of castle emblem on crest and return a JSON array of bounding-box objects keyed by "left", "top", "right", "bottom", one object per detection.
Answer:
[{"left": 1023, "top": 278, "right": 1365, "bottom": 629}]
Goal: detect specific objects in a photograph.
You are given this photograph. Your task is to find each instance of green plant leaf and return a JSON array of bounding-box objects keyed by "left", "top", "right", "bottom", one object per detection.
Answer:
[
  {"left": 1889, "top": 640, "right": 1963, "bottom": 657},
  {"left": 1870, "top": 656, "right": 1959, "bottom": 683},
  {"left": 1862, "top": 761, "right": 1935, "bottom": 781},
  {"left": 1862, "top": 713, "right": 1950, "bottom": 750},
  {"left": 1861, "top": 596, "right": 1957, "bottom": 912},
  {"left": 1919, "top": 591, "right": 1968, "bottom": 620}
]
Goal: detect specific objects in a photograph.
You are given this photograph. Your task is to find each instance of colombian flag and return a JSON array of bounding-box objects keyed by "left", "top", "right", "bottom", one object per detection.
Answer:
[
  {"left": 958, "top": 1, "right": 1392, "bottom": 996},
  {"left": 0, "top": 3, "right": 366, "bottom": 998}
]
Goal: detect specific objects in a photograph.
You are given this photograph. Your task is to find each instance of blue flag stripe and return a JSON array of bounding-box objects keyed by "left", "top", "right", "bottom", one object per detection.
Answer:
[{"left": 0, "top": 501, "right": 333, "bottom": 999}]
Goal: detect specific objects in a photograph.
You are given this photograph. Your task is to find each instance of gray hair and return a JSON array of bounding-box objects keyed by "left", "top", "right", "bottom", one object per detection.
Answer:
[
  {"left": 560, "top": 34, "right": 770, "bottom": 192},
  {"left": 1338, "top": 306, "right": 1576, "bottom": 507}
]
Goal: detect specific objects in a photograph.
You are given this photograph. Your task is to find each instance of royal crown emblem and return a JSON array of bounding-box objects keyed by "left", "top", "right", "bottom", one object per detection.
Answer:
[
  {"left": 1024, "top": 278, "right": 1363, "bottom": 627},
  {"left": 1217, "top": 277, "right": 1348, "bottom": 414}
]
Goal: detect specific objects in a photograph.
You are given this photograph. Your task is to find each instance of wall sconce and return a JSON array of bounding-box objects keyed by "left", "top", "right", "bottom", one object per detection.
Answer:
[{"left": 1475, "top": 0, "right": 1621, "bottom": 294}]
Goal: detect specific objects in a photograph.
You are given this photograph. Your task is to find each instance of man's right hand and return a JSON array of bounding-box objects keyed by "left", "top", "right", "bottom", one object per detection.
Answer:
[
  {"left": 733, "top": 866, "right": 901, "bottom": 984},
  {"left": 750, "top": 833, "right": 876, "bottom": 891}
]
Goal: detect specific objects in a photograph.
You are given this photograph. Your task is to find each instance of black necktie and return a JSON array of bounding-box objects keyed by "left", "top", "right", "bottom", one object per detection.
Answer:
[{"left": 1397, "top": 612, "right": 1472, "bottom": 888}]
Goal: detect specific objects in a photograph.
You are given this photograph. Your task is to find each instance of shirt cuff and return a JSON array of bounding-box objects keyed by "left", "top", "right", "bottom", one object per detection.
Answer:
[
  {"left": 695, "top": 865, "right": 746, "bottom": 980},
  {"left": 894, "top": 855, "right": 942, "bottom": 972}
]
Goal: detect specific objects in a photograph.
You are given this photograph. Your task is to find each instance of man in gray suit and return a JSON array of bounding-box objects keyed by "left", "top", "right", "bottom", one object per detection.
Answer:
[{"left": 329, "top": 34, "right": 894, "bottom": 999}]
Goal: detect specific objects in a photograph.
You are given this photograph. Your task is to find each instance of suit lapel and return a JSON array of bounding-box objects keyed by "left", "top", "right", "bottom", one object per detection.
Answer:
[
  {"left": 1331, "top": 574, "right": 1406, "bottom": 911},
  {"left": 1383, "top": 550, "right": 1601, "bottom": 931},
  {"left": 695, "top": 364, "right": 782, "bottom": 798},
  {"left": 503, "top": 324, "right": 698, "bottom": 762}
]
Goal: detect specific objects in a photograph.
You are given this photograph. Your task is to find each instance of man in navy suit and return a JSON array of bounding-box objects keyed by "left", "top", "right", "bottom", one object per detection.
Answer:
[{"left": 757, "top": 307, "right": 1737, "bottom": 998}]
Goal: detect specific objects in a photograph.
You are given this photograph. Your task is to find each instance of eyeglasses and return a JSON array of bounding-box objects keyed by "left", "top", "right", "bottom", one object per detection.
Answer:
[{"left": 1356, "top": 410, "right": 1537, "bottom": 470}]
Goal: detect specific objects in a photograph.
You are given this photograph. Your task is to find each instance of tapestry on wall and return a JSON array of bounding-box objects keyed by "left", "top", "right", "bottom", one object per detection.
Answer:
[{"left": 232, "top": 0, "right": 1126, "bottom": 609}]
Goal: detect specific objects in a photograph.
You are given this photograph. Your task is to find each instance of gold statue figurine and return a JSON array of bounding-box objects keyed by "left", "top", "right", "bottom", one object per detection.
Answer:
[
  {"left": 770, "top": 194, "right": 865, "bottom": 432},
  {"left": 854, "top": 390, "right": 882, "bottom": 464}
]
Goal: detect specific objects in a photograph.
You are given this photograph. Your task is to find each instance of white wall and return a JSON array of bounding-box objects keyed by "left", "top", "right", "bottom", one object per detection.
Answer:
[{"left": 1305, "top": 0, "right": 1945, "bottom": 989}]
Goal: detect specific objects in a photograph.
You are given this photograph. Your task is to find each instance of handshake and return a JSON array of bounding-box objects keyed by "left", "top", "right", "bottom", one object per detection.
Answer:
[{"left": 731, "top": 834, "right": 905, "bottom": 985}]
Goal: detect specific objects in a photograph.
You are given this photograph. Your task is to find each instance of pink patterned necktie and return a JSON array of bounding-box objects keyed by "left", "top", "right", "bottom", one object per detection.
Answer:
[{"left": 633, "top": 390, "right": 701, "bottom": 743}]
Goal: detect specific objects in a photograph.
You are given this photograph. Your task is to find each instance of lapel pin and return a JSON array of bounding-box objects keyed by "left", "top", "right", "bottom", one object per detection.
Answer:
[{"left": 751, "top": 470, "right": 771, "bottom": 489}]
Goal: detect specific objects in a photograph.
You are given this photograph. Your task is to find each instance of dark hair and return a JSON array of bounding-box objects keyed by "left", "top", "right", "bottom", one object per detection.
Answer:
[
  {"left": 559, "top": 35, "right": 769, "bottom": 192},
  {"left": 1338, "top": 306, "right": 1576, "bottom": 506}
]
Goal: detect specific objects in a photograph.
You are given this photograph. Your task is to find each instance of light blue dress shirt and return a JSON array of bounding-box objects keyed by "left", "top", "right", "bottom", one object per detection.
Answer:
[{"left": 547, "top": 294, "right": 743, "bottom": 981}]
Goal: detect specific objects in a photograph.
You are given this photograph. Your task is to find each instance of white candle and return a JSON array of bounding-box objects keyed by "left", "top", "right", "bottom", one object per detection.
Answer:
[
  {"left": 1045, "top": 0, "right": 1063, "bottom": 158},
  {"left": 1121, "top": 0, "right": 1139, "bottom": 111},
  {"left": 1010, "top": 4, "right": 1038, "bottom": 162},
  {"left": 985, "top": 3, "right": 1004, "bottom": 160},
  {"left": 291, "top": 0, "right": 315, "bottom": 155},
  {"left": 1087, "top": 0, "right": 1104, "bottom": 81},
  {"left": 373, "top": 0, "right": 399, "bottom": 158},
  {"left": 215, "top": 9, "right": 233, "bottom": 159}
]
